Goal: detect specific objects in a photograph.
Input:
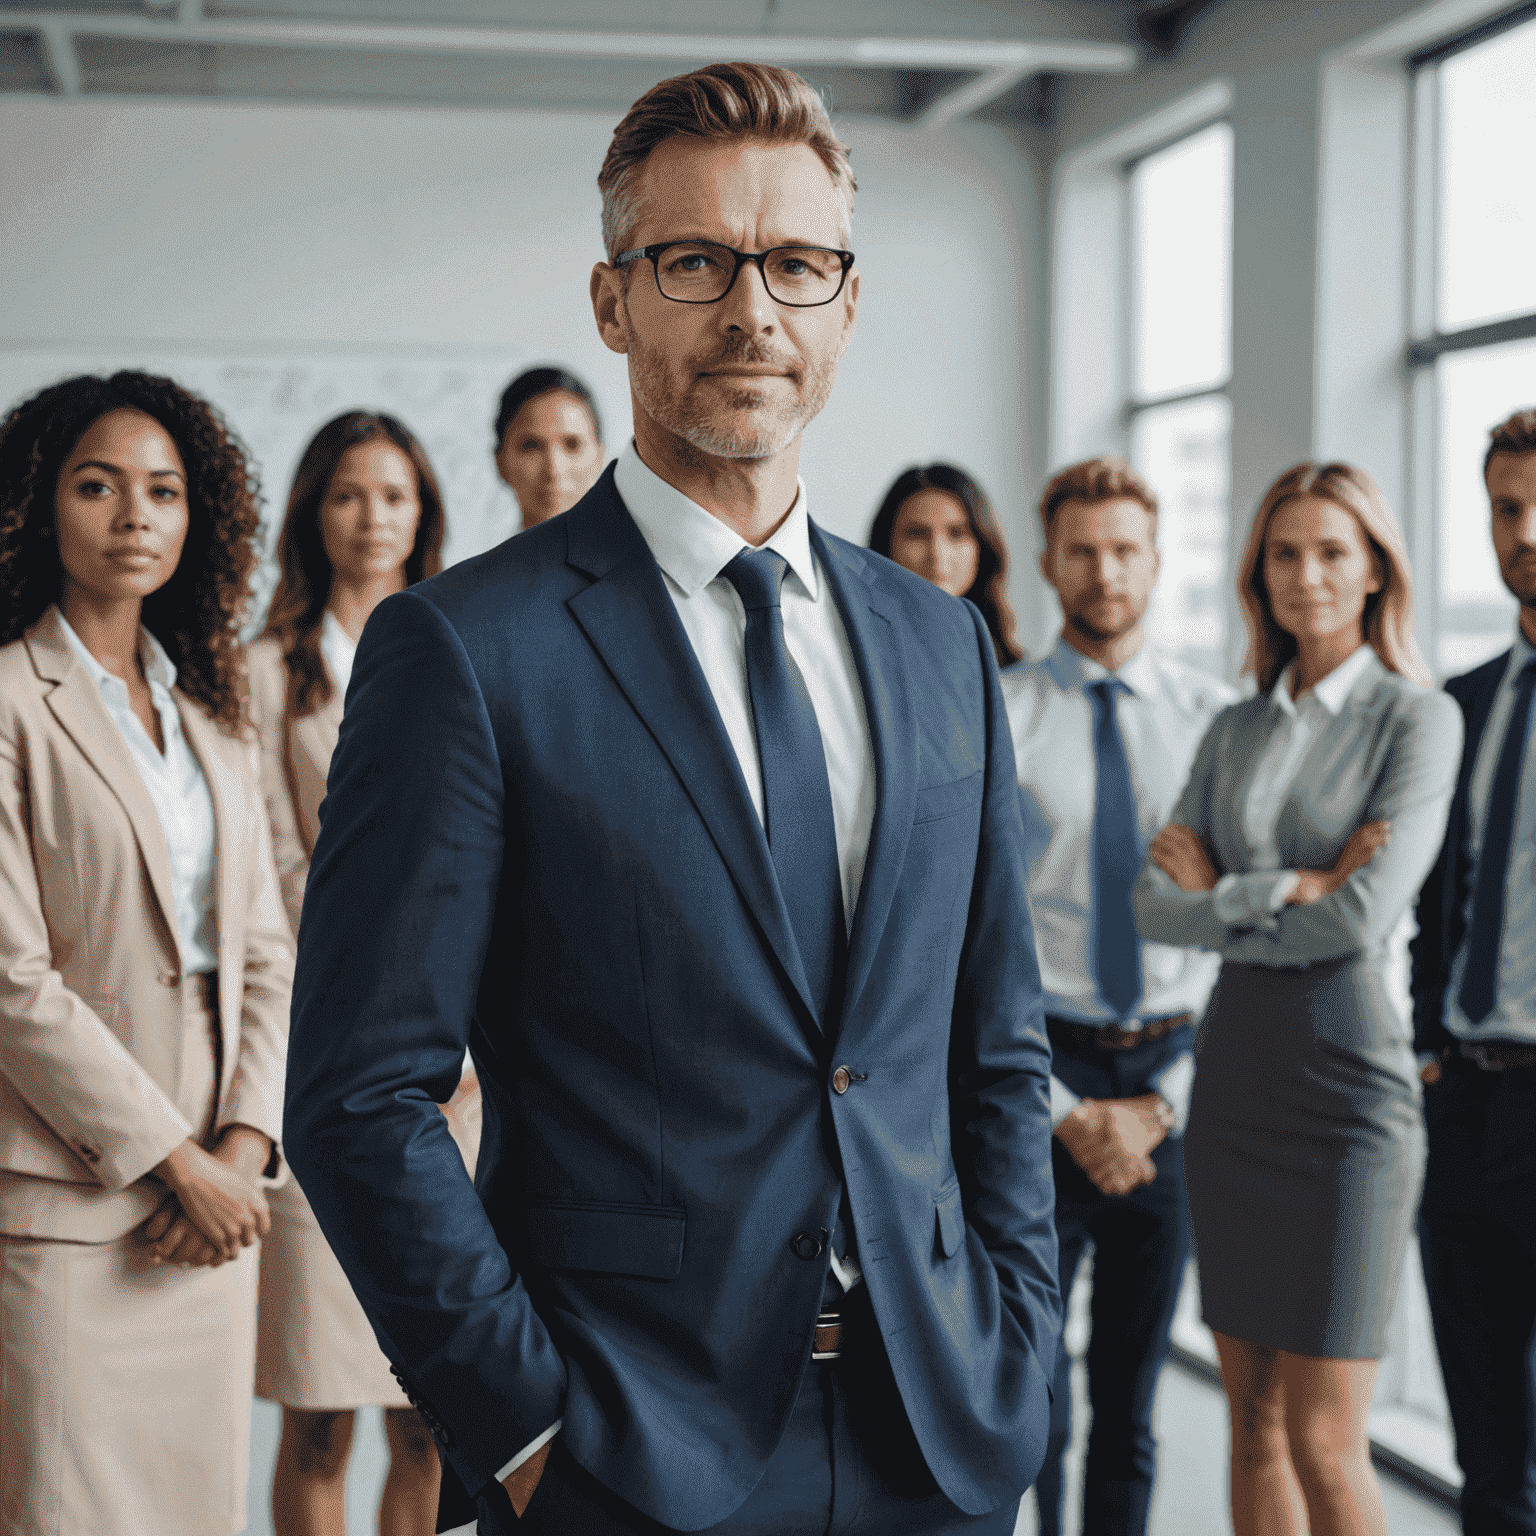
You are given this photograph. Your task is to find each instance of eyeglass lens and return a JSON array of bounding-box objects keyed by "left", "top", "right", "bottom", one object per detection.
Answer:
[{"left": 652, "top": 242, "right": 845, "bottom": 305}]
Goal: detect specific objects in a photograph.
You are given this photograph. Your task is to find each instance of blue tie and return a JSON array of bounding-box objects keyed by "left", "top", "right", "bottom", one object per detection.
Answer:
[
  {"left": 722, "top": 549, "right": 846, "bottom": 1024},
  {"left": 1088, "top": 678, "right": 1144, "bottom": 1019},
  {"left": 1458, "top": 659, "right": 1536, "bottom": 1024}
]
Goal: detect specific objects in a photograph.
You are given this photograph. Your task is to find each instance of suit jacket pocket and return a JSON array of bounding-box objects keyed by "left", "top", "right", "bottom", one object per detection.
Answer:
[
  {"left": 522, "top": 1199, "right": 685, "bottom": 1279},
  {"left": 934, "top": 1181, "right": 965, "bottom": 1259},
  {"left": 913, "top": 771, "right": 983, "bottom": 826}
]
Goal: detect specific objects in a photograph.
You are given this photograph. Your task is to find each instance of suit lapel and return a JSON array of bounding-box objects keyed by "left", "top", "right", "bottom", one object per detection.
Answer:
[
  {"left": 27, "top": 611, "right": 181, "bottom": 961},
  {"left": 1445, "top": 652, "right": 1510, "bottom": 918},
  {"left": 177, "top": 695, "right": 245, "bottom": 1098},
  {"left": 1458, "top": 655, "right": 1507, "bottom": 804},
  {"left": 177, "top": 694, "right": 238, "bottom": 959},
  {"left": 565, "top": 475, "right": 820, "bottom": 1028},
  {"left": 811, "top": 530, "right": 918, "bottom": 1031},
  {"left": 295, "top": 685, "right": 342, "bottom": 781}
]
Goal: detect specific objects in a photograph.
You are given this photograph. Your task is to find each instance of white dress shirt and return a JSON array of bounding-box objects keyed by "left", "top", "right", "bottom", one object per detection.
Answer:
[
  {"left": 1002, "top": 637, "right": 1235, "bottom": 1132},
  {"left": 454, "top": 444, "right": 880, "bottom": 1521},
  {"left": 58, "top": 612, "right": 218, "bottom": 975},
  {"left": 613, "top": 443, "right": 875, "bottom": 926},
  {"left": 1211, "top": 643, "right": 1380, "bottom": 925},
  {"left": 1445, "top": 630, "right": 1536, "bottom": 1044}
]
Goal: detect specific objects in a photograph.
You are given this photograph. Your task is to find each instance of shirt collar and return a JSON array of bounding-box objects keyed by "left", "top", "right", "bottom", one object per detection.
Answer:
[
  {"left": 612, "top": 440, "right": 818, "bottom": 600},
  {"left": 1045, "top": 633, "right": 1158, "bottom": 699},
  {"left": 321, "top": 609, "right": 357, "bottom": 662},
  {"left": 1272, "top": 642, "right": 1378, "bottom": 718},
  {"left": 1507, "top": 628, "right": 1535, "bottom": 679},
  {"left": 57, "top": 608, "right": 177, "bottom": 695}
]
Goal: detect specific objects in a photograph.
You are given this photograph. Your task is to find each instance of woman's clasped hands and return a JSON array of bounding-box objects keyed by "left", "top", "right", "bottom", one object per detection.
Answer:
[{"left": 140, "top": 1126, "right": 274, "bottom": 1268}]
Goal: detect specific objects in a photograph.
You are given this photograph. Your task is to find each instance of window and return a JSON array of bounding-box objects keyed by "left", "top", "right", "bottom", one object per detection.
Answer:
[
  {"left": 1123, "top": 122, "right": 1234, "bottom": 678},
  {"left": 1410, "top": 6, "right": 1536, "bottom": 675}
]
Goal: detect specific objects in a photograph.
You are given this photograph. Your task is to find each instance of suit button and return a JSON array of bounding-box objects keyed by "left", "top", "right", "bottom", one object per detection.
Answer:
[
  {"left": 158, "top": 970, "right": 180, "bottom": 987},
  {"left": 832, "top": 1066, "right": 851, "bottom": 1095},
  {"left": 790, "top": 1231, "right": 825, "bottom": 1260}
]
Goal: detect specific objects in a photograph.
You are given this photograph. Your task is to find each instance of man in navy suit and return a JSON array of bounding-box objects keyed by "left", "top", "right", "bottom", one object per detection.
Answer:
[
  {"left": 284, "top": 62, "right": 1059, "bottom": 1536},
  {"left": 1412, "top": 407, "right": 1536, "bottom": 1536}
]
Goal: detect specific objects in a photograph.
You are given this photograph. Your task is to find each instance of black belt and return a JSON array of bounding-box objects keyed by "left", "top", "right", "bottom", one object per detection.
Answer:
[
  {"left": 1458, "top": 1040, "right": 1536, "bottom": 1072},
  {"left": 1047, "top": 1012, "right": 1192, "bottom": 1052}
]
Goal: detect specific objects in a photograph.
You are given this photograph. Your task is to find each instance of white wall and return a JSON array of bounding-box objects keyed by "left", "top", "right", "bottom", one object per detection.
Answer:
[{"left": 0, "top": 95, "right": 1048, "bottom": 630}]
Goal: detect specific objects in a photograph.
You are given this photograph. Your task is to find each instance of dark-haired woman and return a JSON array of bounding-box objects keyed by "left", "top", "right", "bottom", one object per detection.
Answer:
[
  {"left": 868, "top": 463, "right": 1024, "bottom": 666},
  {"left": 493, "top": 365, "right": 606, "bottom": 531},
  {"left": 0, "top": 371, "right": 291, "bottom": 1536},
  {"left": 247, "top": 411, "right": 473, "bottom": 1536}
]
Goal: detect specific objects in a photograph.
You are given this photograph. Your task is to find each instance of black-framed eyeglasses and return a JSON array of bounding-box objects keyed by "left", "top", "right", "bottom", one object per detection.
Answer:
[{"left": 615, "top": 240, "right": 855, "bottom": 307}]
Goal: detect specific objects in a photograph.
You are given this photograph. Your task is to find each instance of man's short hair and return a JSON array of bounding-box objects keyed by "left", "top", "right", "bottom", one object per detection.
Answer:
[
  {"left": 1485, "top": 408, "right": 1536, "bottom": 474},
  {"left": 598, "top": 62, "right": 856, "bottom": 262},
  {"left": 1037, "top": 457, "right": 1159, "bottom": 539}
]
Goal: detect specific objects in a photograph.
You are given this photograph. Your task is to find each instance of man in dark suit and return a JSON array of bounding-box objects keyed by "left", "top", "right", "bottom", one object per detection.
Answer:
[
  {"left": 1412, "top": 406, "right": 1536, "bottom": 1536},
  {"left": 284, "top": 62, "right": 1059, "bottom": 1536}
]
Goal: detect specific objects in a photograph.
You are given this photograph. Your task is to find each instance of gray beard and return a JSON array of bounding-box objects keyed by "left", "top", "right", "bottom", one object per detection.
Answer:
[{"left": 627, "top": 333, "right": 833, "bottom": 464}]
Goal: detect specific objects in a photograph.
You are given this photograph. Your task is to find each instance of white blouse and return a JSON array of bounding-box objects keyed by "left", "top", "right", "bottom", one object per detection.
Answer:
[
  {"left": 320, "top": 610, "right": 357, "bottom": 696},
  {"left": 1213, "top": 643, "right": 1379, "bottom": 923},
  {"left": 59, "top": 612, "right": 219, "bottom": 975}
]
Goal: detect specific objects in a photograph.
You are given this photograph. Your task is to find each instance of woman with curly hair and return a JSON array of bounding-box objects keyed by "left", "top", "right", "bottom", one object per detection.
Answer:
[
  {"left": 0, "top": 370, "right": 292, "bottom": 1536},
  {"left": 246, "top": 411, "right": 473, "bottom": 1536},
  {"left": 867, "top": 463, "right": 1024, "bottom": 666}
]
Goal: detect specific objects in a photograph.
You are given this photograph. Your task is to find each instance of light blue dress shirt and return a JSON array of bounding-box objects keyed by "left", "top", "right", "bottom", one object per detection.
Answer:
[
  {"left": 1003, "top": 638, "right": 1235, "bottom": 1132},
  {"left": 1446, "top": 630, "right": 1536, "bottom": 1045}
]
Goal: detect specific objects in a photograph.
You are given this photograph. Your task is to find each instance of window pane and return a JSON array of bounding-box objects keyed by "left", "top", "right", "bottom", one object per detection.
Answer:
[
  {"left": 1131, "top": 122, "right": 1233, "bottom": 399},
  {"left": 1131, "top": 393, "right": 1231, "bottom": 676},
  {"left": 1438, "top": 16, "right": 1536, "bottom": 331},
  {"left": 1435, "top": 337, "right": 1535, "bottom": 674}
]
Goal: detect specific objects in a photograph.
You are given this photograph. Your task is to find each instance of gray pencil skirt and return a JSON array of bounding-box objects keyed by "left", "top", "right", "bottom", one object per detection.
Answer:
[{"left": 1183, "top": 955, "right": 1425, "bottom": 1359}]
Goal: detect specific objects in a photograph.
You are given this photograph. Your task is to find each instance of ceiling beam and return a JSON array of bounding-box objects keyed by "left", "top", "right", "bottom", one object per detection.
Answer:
[
  {"left": 7, "top": 10, "right": 1136, "bottom": 78},
  {"left": 38, "top": 18, "right": 82, "bottom": 95},
  {"left": 918, "top": 64, "right": 1032, "bottom": 129}
]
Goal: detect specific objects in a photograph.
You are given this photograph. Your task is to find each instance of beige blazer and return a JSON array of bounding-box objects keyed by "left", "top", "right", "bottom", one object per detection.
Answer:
[
  {"left": 0, "top": 607, "right": 294, "bottom": 1241},
  {"left": 246, "top": 634, "right": 341, "bottom": 936}
]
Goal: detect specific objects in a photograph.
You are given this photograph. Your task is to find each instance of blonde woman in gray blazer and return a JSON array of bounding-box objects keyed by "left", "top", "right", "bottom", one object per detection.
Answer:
[{"left": 1134, "top": 463, "right": 1461, "bottom": 1536}]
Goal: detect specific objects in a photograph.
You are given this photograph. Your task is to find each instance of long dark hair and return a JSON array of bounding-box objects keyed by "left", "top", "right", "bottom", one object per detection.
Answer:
[
  {"left": 494, "top": 367, "right": 603, "bottom": 448},
  {"left": 262, "top": 411, "right": 445, "bottom": 717},
  {"left": 0, "top": 370, "right": 262, "bottom": 733},
  {"left": 868, "top": 463, "right": 1022, "bottom": 666}
]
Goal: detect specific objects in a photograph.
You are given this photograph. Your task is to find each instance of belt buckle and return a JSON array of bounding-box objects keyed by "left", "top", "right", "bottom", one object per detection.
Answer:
[
  {"left": 811, "top": 1309, "right": 843, "bottom": 1361},
  {"left": 1464, "top": 1043, "right": 1506, "bottom": 1072},
  {"left": 1100, "top": 1020, "right": 1139, "bottom": 1049}
]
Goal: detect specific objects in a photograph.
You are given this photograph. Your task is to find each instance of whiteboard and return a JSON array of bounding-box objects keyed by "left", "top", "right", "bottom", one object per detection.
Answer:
[{"left": 0, "top": 345, "right": 533, "bottom": 633}]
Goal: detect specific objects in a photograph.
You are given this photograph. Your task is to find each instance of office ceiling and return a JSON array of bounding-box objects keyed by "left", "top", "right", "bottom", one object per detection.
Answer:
[{"left": 0, "top": 0, "right": 1160, "bottom": 123}]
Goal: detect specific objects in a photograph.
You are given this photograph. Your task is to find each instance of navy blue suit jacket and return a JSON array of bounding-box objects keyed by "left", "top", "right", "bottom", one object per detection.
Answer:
[
  {"left": 283, "top": 467, "right": 1061, "bottom": 1532},
  {"left": 1409, "top": 648, "right": 1512, "bottom": 1056}
]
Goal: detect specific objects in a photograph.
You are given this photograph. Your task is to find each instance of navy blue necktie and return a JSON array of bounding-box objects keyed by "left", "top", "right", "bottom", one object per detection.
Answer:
[
  {"left": 722, "top": 549, "right": 847, "bottom": 1025},
  {"left": 1458, "top": 659, "right": 1536, "bottom": 1024},
  {"left": 1088, "top": 678, "right": 1144, "bottom": 1019}
]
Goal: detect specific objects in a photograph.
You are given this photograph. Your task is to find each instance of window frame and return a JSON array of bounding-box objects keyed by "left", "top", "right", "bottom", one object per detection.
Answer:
[
  {"left": 1117, "top": 118, "right": 1235, "bottom": 676},
  {"left": 1119, "top": 116, "right": 1235, "bottom": 429},
  {"left": 1405, "top": 2, "right": 1536, "bottom": 675}
]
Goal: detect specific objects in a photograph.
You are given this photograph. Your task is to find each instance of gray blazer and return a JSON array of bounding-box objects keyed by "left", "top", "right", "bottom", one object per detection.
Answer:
[{"left": 1133, "top": 656, "right": 1463, "bottom": 967}]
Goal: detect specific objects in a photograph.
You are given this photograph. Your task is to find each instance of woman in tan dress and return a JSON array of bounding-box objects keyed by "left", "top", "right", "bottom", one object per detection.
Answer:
[
  {"left": 248, "top": 410, "right": 478, "bottom": 1536},
  {"left": 0, "top": 371, "right": 291, "bottom": 1536}
]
